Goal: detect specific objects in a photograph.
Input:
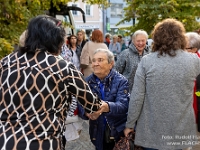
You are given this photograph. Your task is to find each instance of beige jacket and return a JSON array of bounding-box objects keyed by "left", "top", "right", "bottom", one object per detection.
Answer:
[{"left": 80, "top": 41, "right": 108, "bottom": 78}]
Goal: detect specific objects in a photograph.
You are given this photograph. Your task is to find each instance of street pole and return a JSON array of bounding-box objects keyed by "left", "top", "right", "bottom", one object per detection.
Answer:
[{"left": 103, "top": 5, "right": 107, "bottom": 35}]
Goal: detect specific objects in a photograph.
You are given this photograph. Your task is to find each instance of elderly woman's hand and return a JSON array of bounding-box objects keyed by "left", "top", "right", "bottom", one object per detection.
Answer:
[
  {"left": 86, "top": 110, "right": 102, "bottom": 120},
  {"left": 124, "top": 127, "right": 134, "bottom": 137},
  {"left": 85, "top": 101, "right": 109, "bottom": 120},
  {"left": 99, "top": 101, "right": 109, "bottom": 112}
]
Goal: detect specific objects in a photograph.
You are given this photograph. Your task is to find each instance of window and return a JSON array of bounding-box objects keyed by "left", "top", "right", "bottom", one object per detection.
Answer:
[
  {"left": 110, "top": 3, "right": 123, "bottom": 18},
  {"left": 86, "top": 5, "right": 91, "bottom": 15},
  {"left": 72, "top": 4, "right": 78, "bottom": 15}
]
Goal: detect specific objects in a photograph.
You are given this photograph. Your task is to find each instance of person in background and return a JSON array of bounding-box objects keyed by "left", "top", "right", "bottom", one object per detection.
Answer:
[
  {"left": 185, "top": 32, "right": 200, "bottom": 54},
  {"left": 124, "top": 18, "right": 200, "bottom": 150},
  {"left": 185, "top": 32, "right": 200, "bottom": 149},
  {"left": 0, "top": 15, "right": 101, "bottom": 150},
  {"left": 109, "top": 34, "right": 121, "bottom": 61},
  {"left": 104, "top": 33, "right": 111, "bottom": 48},
  {"left": 115, "top": 30, "right": 150, "bottom": 91},
  {"left": 118, "top": 34, "right": 127, "bottom": 51},
  {"left": 78, "top": 48, "right": 129, "bottom": 150},
  {"left": 128, "top": 33, "right": 133, "bottom": 46},
  {"left": 60, "top": 36, "right": 73, "bottom": 62},
  {"left": 77, "top": 30, "right": 88, "bottom": 49},
  {"left": 59, "top": 35, "right": 83, "bottom": 146},
  {"left": 68, "top": 35, "right": 81, "bottom": 71},
  {"left": 80, "top": 29, "right": 108, "bottom": 78}
]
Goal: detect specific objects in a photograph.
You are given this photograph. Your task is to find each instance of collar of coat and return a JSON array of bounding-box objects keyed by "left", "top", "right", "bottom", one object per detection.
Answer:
[
  {"left": 129, "top": 43, "right": 150, "bottom": 55},
  {"left": 87, "top": 69, "right": 115, "bottom": 85}
]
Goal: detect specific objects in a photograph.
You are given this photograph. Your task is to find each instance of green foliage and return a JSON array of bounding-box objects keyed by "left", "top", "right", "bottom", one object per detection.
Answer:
[
  {"left": 0, "top": 0, "right": 108, "bottom": 58},
  {"left": 118, "top": 0, "right": 200, "bottom": 36},
  {"left": 0, "top": 38, "right": 14, "bottom": 59}
]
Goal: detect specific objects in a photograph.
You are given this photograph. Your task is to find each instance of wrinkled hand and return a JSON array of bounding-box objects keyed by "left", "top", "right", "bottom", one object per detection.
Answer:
[
  {"left": 124, "top": 128, "right": 134, "bottom": 137},
  {"left": 85, "top": 101, "right": 109, "bottom": 120},
  {"left": 86, "top": 110, "right": 102, "bottom": 120}
]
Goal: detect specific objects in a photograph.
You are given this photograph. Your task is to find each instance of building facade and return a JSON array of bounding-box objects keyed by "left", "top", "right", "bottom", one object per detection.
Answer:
[
  {"left": 68, "top": 0, "right": 103, "bottom": 38},
  {"left": 105, "top": 0, "right": 132, "bottom": 36},
  {"left": 68, "top": 0, "right": 132, "bottom": 38}
]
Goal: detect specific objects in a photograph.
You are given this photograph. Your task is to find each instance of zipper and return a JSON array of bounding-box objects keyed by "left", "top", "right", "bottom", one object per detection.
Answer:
[{"left": 105, "top": 117, "right": 115, "bottom": 142}]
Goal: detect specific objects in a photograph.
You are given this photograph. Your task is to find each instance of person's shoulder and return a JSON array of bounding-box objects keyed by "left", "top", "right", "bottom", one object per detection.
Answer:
[
  {"left": 98, "top": 42, "right": 108, "bottom": 47},
  {"left": 142, "top": 51, "right": 155, "bottom": 59},
  {"left": 113, "top": 69, "right": 128, "bottom": 82},
  {"left": 86, "top": 74, "right": 95, "bottom": 82},
  {"left": 119, "top": 48, "right": 129, "bottom": 55}
]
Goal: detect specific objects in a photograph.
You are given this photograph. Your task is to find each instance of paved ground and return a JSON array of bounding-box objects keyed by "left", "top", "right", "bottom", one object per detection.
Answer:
[
  {"left": 65, "top": 121, "right": 200, "bottom": 150},
  {"left": 65, "top": 120, "right": 95, "bottom": 150}
]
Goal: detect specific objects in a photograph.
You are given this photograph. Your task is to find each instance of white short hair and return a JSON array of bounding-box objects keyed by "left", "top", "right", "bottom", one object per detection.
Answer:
[
  {"left": 132, "top": 30, "right": 148, "bottom": 40},
  {"left": 93, "top": 48, "right": 115, "bottom": 63}
]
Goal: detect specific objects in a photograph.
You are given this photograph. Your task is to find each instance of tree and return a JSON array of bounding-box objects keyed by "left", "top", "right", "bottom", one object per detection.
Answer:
[
  {"left": 117, "top": 0, "right": 200, "bottom": 36},
  {"left": 0, "top": 0, "right": 109, "bottom": 58}
]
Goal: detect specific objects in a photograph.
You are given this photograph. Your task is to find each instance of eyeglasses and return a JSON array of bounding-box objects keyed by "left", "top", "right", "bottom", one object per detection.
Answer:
[
  {"left": 186, "top": 47, "right": 194, "bottom": 50},
  {"left": 92, "top": 58, "right": 105, "bottom": 63}
]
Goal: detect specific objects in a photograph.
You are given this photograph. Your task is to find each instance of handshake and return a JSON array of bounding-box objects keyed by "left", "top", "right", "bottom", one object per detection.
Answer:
[{"left": 85, "top": 101, "right": 109, "bottom": 120}]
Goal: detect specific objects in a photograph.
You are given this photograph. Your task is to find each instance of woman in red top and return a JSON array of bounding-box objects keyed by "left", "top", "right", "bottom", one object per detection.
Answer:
[{"left": 185, "top": 32, "right": 200, "bottom": 129}]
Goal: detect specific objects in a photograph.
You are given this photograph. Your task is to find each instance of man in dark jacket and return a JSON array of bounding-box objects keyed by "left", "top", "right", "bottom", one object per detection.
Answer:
[{"left": 78, "top": 48, "right": 129, "bottom": 150}]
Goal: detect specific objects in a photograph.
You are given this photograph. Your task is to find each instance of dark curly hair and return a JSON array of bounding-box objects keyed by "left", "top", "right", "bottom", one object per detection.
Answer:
[
  {"left": 151, "top": 18, "right": 187, "bottom": 57},
  {"left": 20, "top": 15, "right": 66, "bottom": 55}
]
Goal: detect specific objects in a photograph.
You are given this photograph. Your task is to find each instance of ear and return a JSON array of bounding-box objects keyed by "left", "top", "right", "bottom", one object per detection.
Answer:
[{"left": 109, "top": 61, "right": 114, "bottom": 69}]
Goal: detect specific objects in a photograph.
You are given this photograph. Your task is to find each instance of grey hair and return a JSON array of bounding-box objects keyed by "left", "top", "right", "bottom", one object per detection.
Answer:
[
  {"left": 132, "top": 29, "right": 148, "bottom": 41},
  {"left": 93, "top": 48, "right": 115, "bottom": 64},
  {"left": 185, "top": 32, "right": 200, "bottom": 50}
]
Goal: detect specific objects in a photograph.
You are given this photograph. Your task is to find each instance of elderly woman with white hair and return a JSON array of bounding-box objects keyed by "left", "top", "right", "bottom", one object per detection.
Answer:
[
  {"left": 115, "top": 30, "right": 150, "bottom": 91},
  {"left": 185, "top": 32, "right": 200, "bottom": 144},
  {"left": 78, "top": 48, "right": 130, "bottom": 150},
  {"left": 185, "top": 32, "right": 200, "bottom": 53}
]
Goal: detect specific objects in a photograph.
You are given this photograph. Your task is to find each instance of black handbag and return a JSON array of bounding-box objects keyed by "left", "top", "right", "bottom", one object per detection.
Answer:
[
  {"left": 104, "top": 123, "right": 115, "bottom": 143},
  {"left": 113, "top": 132, "right": 143, "bottom": 150}
]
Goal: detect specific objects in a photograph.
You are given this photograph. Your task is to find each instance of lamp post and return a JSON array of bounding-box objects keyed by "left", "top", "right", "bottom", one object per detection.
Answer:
[{"left": 103, "top": 5, "right": 107, "bottom": 35}]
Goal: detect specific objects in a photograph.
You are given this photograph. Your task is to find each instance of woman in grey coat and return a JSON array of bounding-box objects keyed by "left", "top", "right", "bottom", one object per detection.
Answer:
[
  {"left": 115, "top": 30, "right": 150, "bottom": 91},
  {"left": 124, "top": 18, "right": 200, "bottom": 150}
]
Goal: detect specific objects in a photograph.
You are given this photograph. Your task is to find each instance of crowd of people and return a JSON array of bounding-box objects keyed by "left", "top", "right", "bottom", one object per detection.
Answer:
[{"left": 1, "top": 14, "right": 200, "bottom": 150}]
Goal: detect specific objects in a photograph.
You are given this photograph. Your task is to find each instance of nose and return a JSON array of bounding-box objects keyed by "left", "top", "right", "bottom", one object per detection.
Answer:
[
  {"left": 92, "top": 60, "right": 100, "bottom": 66},
  {"left": 93, "top": 61, "right": 99, "bottom": 65}
]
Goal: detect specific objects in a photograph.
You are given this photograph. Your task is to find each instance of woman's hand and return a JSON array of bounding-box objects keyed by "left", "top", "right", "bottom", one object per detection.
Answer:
[
  {"left": 124, "top": 127, "right": 134, "bottom": 137},
  {"left": 100, "top": 101, "right": 109, "bottom": 112},
  {"left": 86, "top": 110, "right": 102, "bottom": 120},
  {"left": 85, "top": 101, "right": 110, "bottom": 120}
]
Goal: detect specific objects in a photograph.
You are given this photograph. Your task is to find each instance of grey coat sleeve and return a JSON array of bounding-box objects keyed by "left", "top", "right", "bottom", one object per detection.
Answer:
[
  {"left": 114, "top": 50, "right": 127, "bottom": 74},
  {"left": 125, "top": 58, "right": 146, "bottom": 128}
]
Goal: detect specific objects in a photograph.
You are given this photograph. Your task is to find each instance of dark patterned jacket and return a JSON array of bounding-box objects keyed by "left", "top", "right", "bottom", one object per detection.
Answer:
[
  {"left": 115, "top": 43, "right": 150, "bottom": 91},
  {"left": 0, "top": 50, "right": 100, "bottom": 150},
  {"left": 78, "top": 69, "right": 130, "bottom": 150}
]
